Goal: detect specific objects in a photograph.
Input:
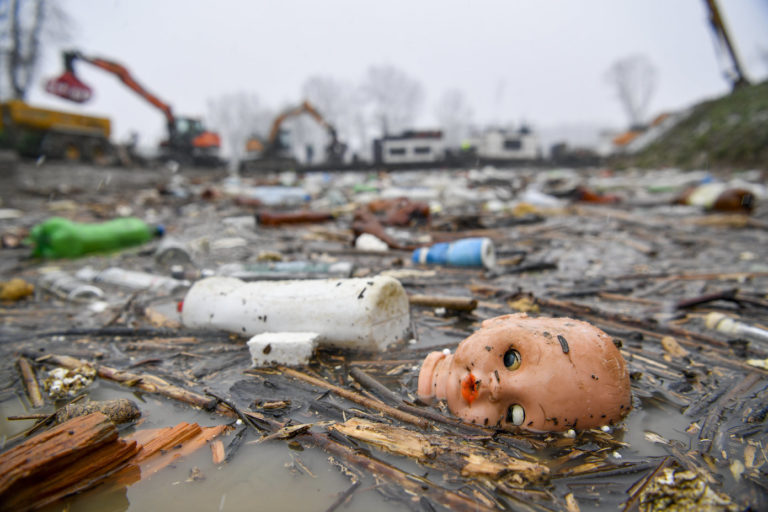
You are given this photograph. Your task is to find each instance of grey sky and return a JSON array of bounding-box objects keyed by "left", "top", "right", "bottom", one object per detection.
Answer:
[{"left": 29, "top": 0, "right": 768, "bottom": 148}]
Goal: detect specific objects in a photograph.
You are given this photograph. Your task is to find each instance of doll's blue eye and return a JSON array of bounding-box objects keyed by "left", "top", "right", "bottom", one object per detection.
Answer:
[{"left": 503, "top": 349, "right": 521, "bottom": 370}]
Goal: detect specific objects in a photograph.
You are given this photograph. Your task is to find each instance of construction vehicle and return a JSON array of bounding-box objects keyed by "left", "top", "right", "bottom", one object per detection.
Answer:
[
  {"left": 0, "top": 99, "right": 111, "bottom": 162},
  {"left": 46, "top": 50, "right": 222, "bottom": 166},
  {"left": 240, "top": 100, "right": 345, "bottom": 172},
  {"left": 703, "top": 0, "right": 750, "bottom": 90}
]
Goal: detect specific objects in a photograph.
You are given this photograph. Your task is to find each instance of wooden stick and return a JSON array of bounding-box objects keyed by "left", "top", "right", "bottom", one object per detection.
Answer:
[
  {"left": 278, "top": 366, "right": 431, "bottom": 430},
  {"left": 37, "top": 353, "right": 228, "bottom": 414},
  {"left": 409, "top": 294, "right": 478, "bottom": 312},
  {"left": 17, "top": 357, "right": 44, "bottom": 408},
  {"left": 349, "top": 367, "right": 402, "bottom": 406},
  {"left": 6, "top": 414, "right": 48, "bottom": 421},
  {"left": 323, "top": 481, "right": 360, "bottom": 512},
  {"left": 309, "top": 430, "right": 497, "bottom": 512}
]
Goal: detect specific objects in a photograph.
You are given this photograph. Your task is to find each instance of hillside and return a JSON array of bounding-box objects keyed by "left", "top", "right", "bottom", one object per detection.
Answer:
[{"left": 614, "top": 80, "right": 768, "bottom": 170}]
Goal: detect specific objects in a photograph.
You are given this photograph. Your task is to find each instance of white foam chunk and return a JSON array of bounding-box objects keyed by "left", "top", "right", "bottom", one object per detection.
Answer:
[{"left": 247, "top": 332, "right": 320, "bottom": 367}]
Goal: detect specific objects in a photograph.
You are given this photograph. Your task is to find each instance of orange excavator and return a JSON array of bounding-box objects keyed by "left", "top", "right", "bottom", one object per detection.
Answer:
[
  {"left": 46, "top": 50, "right": 222, "bottom": 166},
  {"left": 242, "top": 100, "right": 346, "bottom": 171}
]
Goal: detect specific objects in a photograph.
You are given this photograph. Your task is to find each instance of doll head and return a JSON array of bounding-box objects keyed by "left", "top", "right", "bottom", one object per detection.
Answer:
[{"left": 418, "top": 313, "right": 631, "bottom": 432}]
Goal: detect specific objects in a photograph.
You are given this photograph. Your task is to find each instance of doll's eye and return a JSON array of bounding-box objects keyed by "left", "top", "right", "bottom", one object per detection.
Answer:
[{"left": 503, "top": 349, "right": 521, "bottom": 370}]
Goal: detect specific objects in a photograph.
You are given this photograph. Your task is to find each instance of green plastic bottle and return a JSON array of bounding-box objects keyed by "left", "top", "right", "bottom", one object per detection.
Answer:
[{"left": 28, "top": 217, "right": 164, "bottom": 259}]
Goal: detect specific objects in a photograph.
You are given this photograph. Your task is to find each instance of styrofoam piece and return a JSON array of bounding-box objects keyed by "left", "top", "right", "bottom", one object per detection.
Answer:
[
  {"left": 247, "top": 332, "right": 320, "bottom": 367},
  {"left": 181, "top": 276, "right": 411, "bottom": 351},
  {"left": 355, "top": 233, "right": 389, "bottom": 252}
]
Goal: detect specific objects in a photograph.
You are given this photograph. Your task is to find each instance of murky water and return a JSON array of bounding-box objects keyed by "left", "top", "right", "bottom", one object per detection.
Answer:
[{"left": 0, "top": 374, "right": 701, "bottom": 512}]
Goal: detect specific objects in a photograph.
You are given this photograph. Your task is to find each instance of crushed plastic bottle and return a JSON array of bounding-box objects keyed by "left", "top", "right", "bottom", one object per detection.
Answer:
[{"left": 28, "top": 217, "right": 163, "bottom": 259}]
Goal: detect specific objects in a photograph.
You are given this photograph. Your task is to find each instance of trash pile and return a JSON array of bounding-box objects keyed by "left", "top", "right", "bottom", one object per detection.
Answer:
[{"left": 0, "top": 162, "right": 767, "bottom": 511}]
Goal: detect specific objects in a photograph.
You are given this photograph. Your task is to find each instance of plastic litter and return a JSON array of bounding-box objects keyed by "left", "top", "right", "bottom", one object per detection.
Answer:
[
  {"left": 705, "top": 312, "right": 768, "bottom": 344},
  {"left": 27, "top": 216, "right": 163, "bottom": 259},
  {"left": 247, "top": 332, "right": 320, "bottom": 367},
  {"left": 240, "top": 186, "right": 310, "bottom": 207},
  {"left": 181, "top": 276, "right": 410, "bottom": 350},
  {"left": 355, "top": 233, "right": 389, "bottom": 252},
  {"left": 154, "top": 238, "right": 192, "bottom": 266},
  {"left": 38, "top": 270, "right": 104, "bottom": 301},
  {"left": 217, "top": 261, "right": 353, "bottom": 280},
  {"left": 417, "top": 313, "right": 632, "bottom": 432},
  {"left": 412, "top": 237, "right": 496, "bottom": 269},
  {"left": 76, "top": 266, "right": 190, "bottom": 294}
]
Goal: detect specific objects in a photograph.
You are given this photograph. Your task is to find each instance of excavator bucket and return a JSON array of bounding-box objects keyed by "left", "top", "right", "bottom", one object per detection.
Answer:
[{"left": 45, "top": 71, "right": 93, "bottom": 103}]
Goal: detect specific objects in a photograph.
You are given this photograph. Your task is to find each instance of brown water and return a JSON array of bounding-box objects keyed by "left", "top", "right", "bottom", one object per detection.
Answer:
[{"left": 1, "top": 376, "right": 697, "bottom": 512}]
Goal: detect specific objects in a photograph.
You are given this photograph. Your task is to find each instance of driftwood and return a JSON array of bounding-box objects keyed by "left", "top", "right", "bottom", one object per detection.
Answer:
[
  {"left": 123, "top": 422, "right": 228, "bottom": 479},
  {"left": 37, "top": 353, "right": 231, "bottom": 415},
  {"left": 331, "top": 417, "right": 548, "bottom": 480},
  {"left": 0, "top": 412, "right": 141, "bottom": 512},
  {"left": 276, "top": 366, "right": 431, "bottom": 430},
  {"left": 409, "top": 294, "right": 478, "bottom": 312}
]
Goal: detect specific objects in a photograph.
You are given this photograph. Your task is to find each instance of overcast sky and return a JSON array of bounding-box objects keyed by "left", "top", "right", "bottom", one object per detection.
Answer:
[{"left": 28, "top": 0, "right": 768, "bottom": 149}]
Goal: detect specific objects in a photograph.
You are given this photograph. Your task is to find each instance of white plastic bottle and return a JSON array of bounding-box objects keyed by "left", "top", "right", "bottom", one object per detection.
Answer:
[{"left": 181, "top": 276, "right": 411, "bottom": 351}]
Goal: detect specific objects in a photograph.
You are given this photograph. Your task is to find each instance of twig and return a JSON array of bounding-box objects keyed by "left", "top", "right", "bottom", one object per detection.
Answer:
[
  {"left": 349, "top": 367, "right": 402, "bottom": 406},
  {"left": 408, "top": 294, "right": 478, "bottom": 312},
  {"left": 17, "top": 357, "right": 44, "bottom": 408},
  {"left": 674, "top": 288, "right": 738, "bottom": 310},
  {"left": 323, "top": 481, "right": 361, "bottom": 512},
  {"left": 6, "top": 414, "right": 48, "bottom": 421},
  {"left": 698, "top": 372, "right": 762, "bottom": 454},
  {"left": 277, "top": 366, "right": 431, "bottom": 430},
  {"left": 622, "top": 457, "right": 674, "bottom": 512},
  {"left": 38, "top": 353, "right": 226, "bottom": 414}
]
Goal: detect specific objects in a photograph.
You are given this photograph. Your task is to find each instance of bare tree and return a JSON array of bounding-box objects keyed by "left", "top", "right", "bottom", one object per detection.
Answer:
[
  {"left": 302, "top": 75, "right": 371, "bottom": 161},
  {"left": 434, "top": 89, "right": 474, "bottom": 148},
  {"left": 206, "top": 92, "right": 274, "bottom": 166},
  {"left": 1, "top": 0, "right": 70, "bottom": 100},
  {"left": 361, "top": 64, "right": 424, "bottom": 136},
  {"left": 605, "top": 55, "right": 657, "bottom": 129}
]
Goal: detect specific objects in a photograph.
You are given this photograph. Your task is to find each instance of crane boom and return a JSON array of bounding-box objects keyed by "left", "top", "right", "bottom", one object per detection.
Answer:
[
  {"left": 61, "top": 51, "right": 175, "bottom": 127},
  {"left": 703, "top": 0, "right": 750, "bottom": 90}
]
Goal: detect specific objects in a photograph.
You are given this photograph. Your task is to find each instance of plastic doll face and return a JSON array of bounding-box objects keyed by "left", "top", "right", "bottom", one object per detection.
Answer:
[{"left": 418, "top": 313, "right": 632, "bottom": 432}]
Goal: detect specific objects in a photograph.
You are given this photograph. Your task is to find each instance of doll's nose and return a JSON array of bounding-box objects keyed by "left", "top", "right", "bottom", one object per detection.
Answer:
[{"left": 488, "top": 378, "right": 502, "bottom": 402}]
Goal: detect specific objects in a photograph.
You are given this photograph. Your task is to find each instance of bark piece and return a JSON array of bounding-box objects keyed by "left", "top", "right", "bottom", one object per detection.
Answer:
[{"left": 0, "top": 412, "right": 140, "bottom": 512}]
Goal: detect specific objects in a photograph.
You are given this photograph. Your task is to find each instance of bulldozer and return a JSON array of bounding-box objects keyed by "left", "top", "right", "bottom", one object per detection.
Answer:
[{"left": 46, "top": 50, "right": 223, "bottom": 167}]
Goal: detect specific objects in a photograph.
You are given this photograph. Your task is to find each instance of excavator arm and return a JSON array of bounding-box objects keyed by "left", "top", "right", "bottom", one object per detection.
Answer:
[
  {"left": 703, "top": 0, "right": 750, "bottom": 90},
  {"left": 45, "top": 50, "right": 222, "bottom": 165},
  {"left": 53, "top": 51, "right": 176, "bottom": 129},
  {"left": 262, "top": 100, "right": 345, "bottom": 163}
]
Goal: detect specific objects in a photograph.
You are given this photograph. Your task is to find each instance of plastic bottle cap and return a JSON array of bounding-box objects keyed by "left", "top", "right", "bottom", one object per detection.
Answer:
[{"left": 155, "top": 225, "right": 166, "bottom": 237}]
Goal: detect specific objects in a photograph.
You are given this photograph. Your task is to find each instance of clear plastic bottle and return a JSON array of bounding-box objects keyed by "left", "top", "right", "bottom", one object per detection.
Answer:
[{"left": 76, "top": 266, "right": 189, "bottom": 294}]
